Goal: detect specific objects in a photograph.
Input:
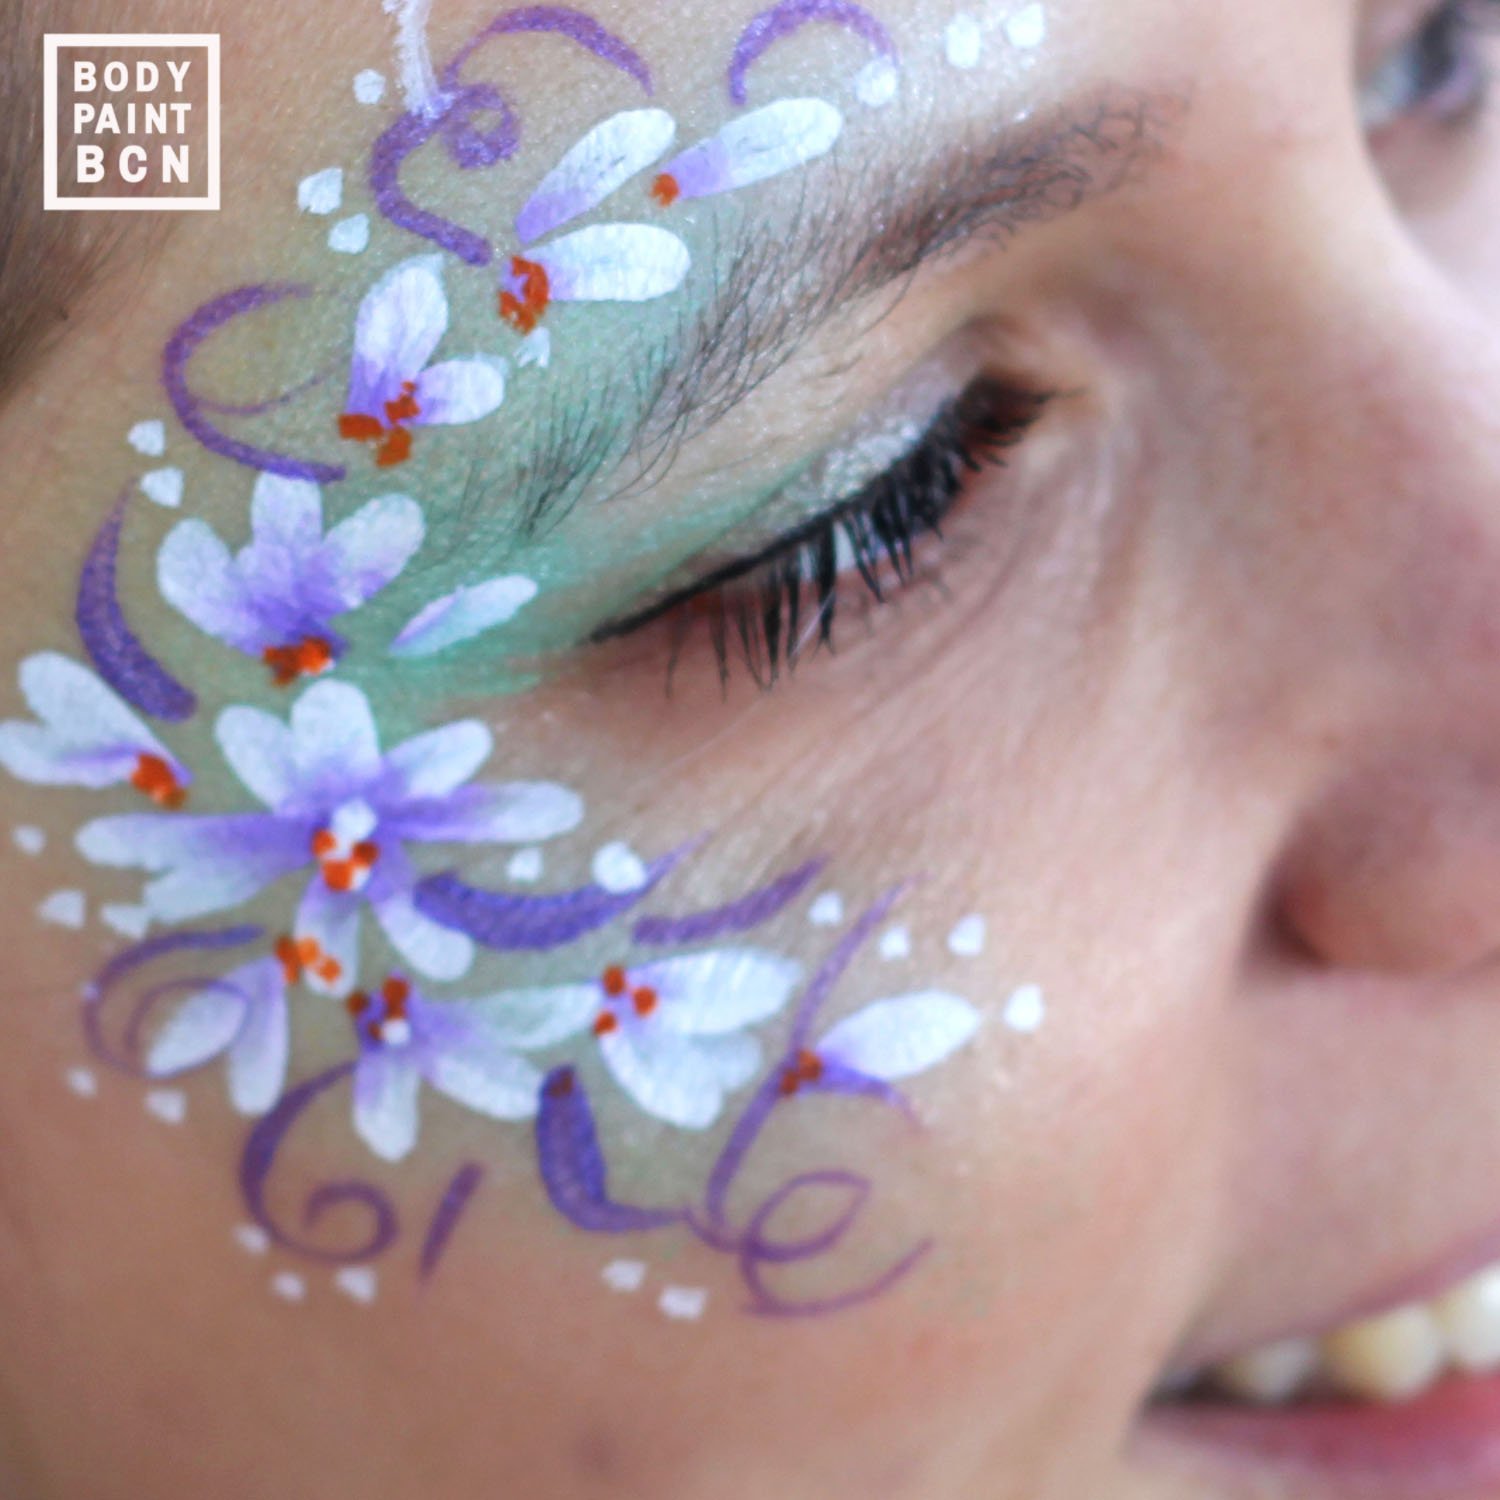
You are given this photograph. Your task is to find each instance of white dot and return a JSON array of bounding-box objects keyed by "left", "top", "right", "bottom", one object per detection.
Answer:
[
  {"left": 297, "top": 166, "right": 343, "bottom": 215},
  {"left": 1003, "top": 983, "right": 1046, "bottom": 1033},
  {"left": 380, "top": 1017, "right": 413, "bottom": 1048},
  {"left": 944, "top": 13, "right": 984, "bottom": 69},
  {"left": 144, "top": 1088, "right": 186, "bottom": 1125},
  {"left": 808, "top": 892, "right": 844, "bottom": 927},
  {"left": 12, "top": 825, "right": 45, "bottom": 856},
  {"left": 271, "top": 1271, "right": 306, "bottom": 1303},
  {"left": 37, "top": 889, "right": 85, "bottom": 929},
  {"left": 878, "top": 925, "right": 911, "bottom": 961},
  {"left": 101, "top": 903, "right": 151, "bottom": 940},
  {"left": 328, "top": 213, "right": 371, "bottom": 255},
  {"left": 126, "top": 419, "right": 165, "bottom": 456},
  {"left": 602, "top": 1258, "right": 647, "bottom": 1293},
  {"left": 506, "top": 846, "right": 544, "bottom": 883},
  {"left": 1004, "top": 3, "right": 1047, "bottom": 49},
  {"left": 233, "top": 1223, "right": 271, "bottom": 1256},
  {"left": 516, "top": 328, "right": 552, "bottom": 370},
  {"left": 353, "top": 68, "right": 387, "bottom": 104},
  {"left": 592, "top": 841, "right": 647, "bottom": 894},
  {"left": 334, "top": 1265, "right": 378, "bottom": 1304},
  {"left": 658, "top": 1285, "right": 708, "bottom": 1320},
  {"left": 65, "top": 1066, "right": 97, "bottom": 1098},
  {"left": 854, "top": 56, "right": 899, "bottom": 108},
  {"left": 947, "top": 914, "right": 986, "bottom": 958},
  {"left": 139, "top": 466, "right": 184, "bottom": 509}
]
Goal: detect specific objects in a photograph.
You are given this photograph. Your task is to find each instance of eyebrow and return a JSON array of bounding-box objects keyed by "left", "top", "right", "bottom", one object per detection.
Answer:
[{"left": 486, "top": 85, "right": 1181, "bottom": 537}]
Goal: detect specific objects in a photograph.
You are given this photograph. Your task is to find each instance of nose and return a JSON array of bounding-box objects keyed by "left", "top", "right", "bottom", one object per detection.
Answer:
[{"left": 1262, "top": 215, "right": 1500, "bottom": 976}]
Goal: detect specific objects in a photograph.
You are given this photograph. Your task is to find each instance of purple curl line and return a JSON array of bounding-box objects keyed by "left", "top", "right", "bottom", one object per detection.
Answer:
[
  {"left": 83, "top": 925, "right": 264, "bottom": 1076},
  {"left": 194, "top": 367, "right": 331, "bottom": 417},
  {"left": 240, "top": 1061, "right": 401, "bottom": 1265},
  {"left": 420, "top": 1161, "right": 486, "bottom": 1278},
  {"left": 370, "top": 6, "right": 652, "bottom": 266},
  {"left": 728, "top": 0, "right": 897, "bottom": 105},
  {"left": 631, "top": 856, "right": 825, "bottom": 946},
  {"left": 76, "top": 485, "right": 197, "bottom": 723},
  {"left": 162, "top": 284, "right": 347, "bottom": 483}
]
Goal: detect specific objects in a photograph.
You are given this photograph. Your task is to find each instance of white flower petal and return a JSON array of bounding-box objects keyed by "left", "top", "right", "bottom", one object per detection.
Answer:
[
  {"left": 423, "top": 1031, "right": 541, "bottom": 1120},
  {"left": 157, "top": 522, "right": 264, "bottom": 651},
  {"left": 460, "top": 780, "right": 582, "bottom": 842},
  {"left": 319, "top": 493, "right": 425, "bottom": 610},
  {"left": 530, "top": 224, "right": 690, "bottom": 305},
  {"left": 816, "top": 992, "right": 980, "bottom": 1079},
  {"left": 215, "top": 704, "right": 298, "bottom": 808},
  {"left": 373, "top": 890, "right": 475, "bottom": 980},
  {"left": 227, "top": 962, "right": 290, "bottom": 1113},
  {"left": 289, "top": 680, "right": 383, "bottom": 790},
  {"left": 146, "top": 985, "right": 246, "bottom": 1076},
  {"left": 249, "top": 473, "right": 324, "bottom": 552},
  {"left": 353, "top": 1049, "right": 422, "bottom": 1161},
  {"left": 516, "top": 107, "right": 677, "bottom": 244},
  {"left": 385, "top": 719, "right": 492, "bottom": 798},
  {"left": 13, "top": 652, "right": 170, "bottom": 762},
  {"left": 657, "top": 99, "right": 842, "bottom": 200},
  {"left": 412, "top": 356, "right": 507, "bottom": 426},
  {"left": 348, "top": 254, "right": 449, "bottom": 412},
  {"left": 388, "top": 575, "right": 538, "bottom": 658},
  {"left": 463, "top": 984, "right": 598, "bottom": 1048},
  {"left": 599, "top": 1027, "right": 760, "bottom": 1129},
  {"left": 295, "top": 878, "right": 363, "bottom": 997},
  {"left": 642, "top": 949, "right": 802, "bottom": 1035}
]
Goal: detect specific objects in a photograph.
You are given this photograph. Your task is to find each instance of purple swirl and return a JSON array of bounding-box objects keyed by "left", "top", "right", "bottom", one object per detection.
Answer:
[{"left": 728, "top": 0, "right": 897, "bottom": 105}]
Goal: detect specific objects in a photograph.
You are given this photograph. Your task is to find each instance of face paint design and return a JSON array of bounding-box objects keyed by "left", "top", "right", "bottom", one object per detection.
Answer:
[{"left": 1, "top": 3, "right": 1052, "bottom": 1318}]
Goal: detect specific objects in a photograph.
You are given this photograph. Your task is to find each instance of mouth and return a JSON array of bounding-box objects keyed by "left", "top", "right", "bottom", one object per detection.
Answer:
[{"left": 1139, "top": 1233, "right": 1500, "bottom": 1497}]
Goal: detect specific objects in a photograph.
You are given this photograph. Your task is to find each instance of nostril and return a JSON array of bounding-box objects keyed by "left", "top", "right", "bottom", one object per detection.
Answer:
[{"left": 1273, "top": 760, "right": 1500, "bottom": 977}]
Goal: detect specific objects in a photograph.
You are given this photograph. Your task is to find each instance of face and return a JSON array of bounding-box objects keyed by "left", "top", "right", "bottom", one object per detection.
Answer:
[{"left": 1, "top": 0, "right": 1498, "bottom": 1496}]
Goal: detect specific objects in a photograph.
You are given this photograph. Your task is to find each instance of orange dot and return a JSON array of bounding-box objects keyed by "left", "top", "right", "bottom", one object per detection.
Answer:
[
  {"left": 338, "top": 412, "right": 384, "bottom": 442},
  {"left": 296, "top": 936, "right": 320, "bottom": 965},
  {"left": 352, "top": 840, "right": 380, "bottom": 868},
  {"left": 382, "top": 976, "right": 411, "bottom": 1013},
  {"left": 318, "top": 957, "right": 343, "bottom": 984},
  {"left": 346, "top": 990, "right": 370, "bottom": 1016},
  {"left": 632, "top": 987, "right": 658, "bottom": 1017},
  {"left": 311, "top": 829, "right": 337, "bottom": 857},
  {"left": 601, "top": 966, "right": 627, "bottom": 997},
  {"left": 297, "top": 638, "right": 334, "bottom": 676},
  {"left": 323, "top": 861, "right": 355, "bottom": 892},
  {"left": 498, "top": 290, "right": 535, "bottom": 334},
  {"left": 376, "top": 426, "right": 413, "bottom": 467},
  {"left": 650, "top": 172, "right": 680, "bottom": 207},
  {"left": 131, "top": 752, "right": 186, "bottom": 808},
  {"left": 592, "top": 1012, "right": 619, "bottom": 1036}
]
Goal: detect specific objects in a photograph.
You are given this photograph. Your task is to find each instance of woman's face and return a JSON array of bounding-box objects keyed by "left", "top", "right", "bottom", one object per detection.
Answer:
[{"left": 1, "top": 0, "right": 1498, "bottom": 1496}]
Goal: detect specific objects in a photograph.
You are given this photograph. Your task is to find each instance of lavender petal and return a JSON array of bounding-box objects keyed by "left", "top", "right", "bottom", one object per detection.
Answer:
[
  {"left": 77, "top": 489, "right": 196, "bottom": 722},
  {"left": 535, "top": 1067, "right": 682, "bottom": 1233}
]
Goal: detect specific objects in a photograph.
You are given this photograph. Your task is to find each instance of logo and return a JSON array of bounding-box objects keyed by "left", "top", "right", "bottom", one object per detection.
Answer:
[{"left": 43, "top": 34, "right": 220, "bottom": 210}]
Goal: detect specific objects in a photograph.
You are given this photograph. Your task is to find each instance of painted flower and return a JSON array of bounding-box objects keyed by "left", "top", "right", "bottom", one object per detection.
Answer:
[
  {"left": 0, "top": 652, "right": 192, "bottom": 807},
  {"left": 649, "top": 98, "right": 843, "bottom": 207},
  {"left": 144, "top": 951, "right": 289, "bottom": 1114},
  {"left": 338, "top": 255, "right": 509, "bottom": 466},
  {"left": 347, "top": 973, "right": 543, "bottom": 1161},
  {"left": 777, "top": 991, "right": 981, "bottom": 1106},
  {"left": 157, "top": 473, "right": 424, "bottom": 684},
  {"left": 473, "top": 948, "right": 802, "bottom": 1129},
  {"left": 76, "top": 679, "right": 583, "bottom": 995}
]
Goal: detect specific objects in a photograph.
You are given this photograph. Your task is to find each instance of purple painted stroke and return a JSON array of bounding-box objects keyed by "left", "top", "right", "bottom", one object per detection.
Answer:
[
  {"left": 728, "top": 0, "right": 897, "bottom": 105},
  {"left": 738, "top": 1170, "right": 932, "bottom": 1317},
  {"left": 420, "top": 1161, "right": 486, "bottom": 1278},
  {"left": 804, "top": 1058, "right": 913, "bottom": 1118},
  {"left": 240, "top": 1061, "right": 400, "bottom": 1264},
  {"left": 631, "top": 857, "right": 825, "bottom": 946},
  {"left": 84, "top": 924, "right": 264, "bottom": 1075},
  {"left": 413, "top": 842, "right": 694, "bottom": 952},
  {"left": 535, "top": 1067, "right": 683, "bottom": 1233},
  {"left": 162, "top": 284, "right": 347, "bottom": 483},
  {"left": 371, "top": 7, "right": 652, "bottom": 264},
  {"left": 76, "top": 487, "right": 196, "bottom": 723}
]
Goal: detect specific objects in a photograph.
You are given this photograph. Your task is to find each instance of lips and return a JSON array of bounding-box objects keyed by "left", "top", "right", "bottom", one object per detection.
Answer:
[{"left": 1140, "top": 1228, "right": 1500, "bottom": 1496}]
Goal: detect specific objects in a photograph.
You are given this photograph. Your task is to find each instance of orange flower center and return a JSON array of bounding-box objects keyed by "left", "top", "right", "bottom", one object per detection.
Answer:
[
  {"left": 337, "top": 380, "right": 420, "bottom": 466},
  {"left": 778, "top": 1049, "right": 825, "bottom": 1097},
  {"left": 649, "top": 172, "right": 681, "bottom": 207},
  {"left": 498, "top": 256, "right": 551, "bottom": 334},
  {"left": 130, "top": 752, "right": 186, "bottom": 809},
  {"left": 592, "top": 966, "right": 660, "bottom": 1035},
  {"left": 262, "top": 636, "right": 335, "bottom": 687}
]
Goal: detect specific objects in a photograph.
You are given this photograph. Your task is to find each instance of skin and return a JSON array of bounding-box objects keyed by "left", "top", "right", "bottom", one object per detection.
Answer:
[{"left": 0, "top": 0, "right": 1498, "bottom": 1496}]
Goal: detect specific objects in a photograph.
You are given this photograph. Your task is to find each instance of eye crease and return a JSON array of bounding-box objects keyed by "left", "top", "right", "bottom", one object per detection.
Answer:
[{"left": 591, "top": 377, "right": 1051, "bottom": 688}]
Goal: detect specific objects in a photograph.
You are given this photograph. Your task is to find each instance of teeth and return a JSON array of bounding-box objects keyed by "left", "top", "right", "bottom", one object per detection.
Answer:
[{"left": 1199, "top": 1255, "right": 1500, "bottom": 1408}]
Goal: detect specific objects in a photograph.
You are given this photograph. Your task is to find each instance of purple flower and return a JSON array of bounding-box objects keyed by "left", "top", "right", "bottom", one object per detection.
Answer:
[
  {"left": 157, "top": 474, "right": 424, "bottom": 685},
  {"left": 474, "top": 948, "right": 802, "bottom": 1128},
  {"left": 76, "top": 679, "right": 583, "bottom": 995},
  {"left": 347, "top": 974, "right": 543, "bottom": 1161},
  {"left": 0, "top": 652, "right": 192, "bottom": 807},
  {"left": 145, "top": 953, "right": 289, "bottom": 1114},
  {"left": 338, "top": 255, "right": 508, "bottom": 467}
]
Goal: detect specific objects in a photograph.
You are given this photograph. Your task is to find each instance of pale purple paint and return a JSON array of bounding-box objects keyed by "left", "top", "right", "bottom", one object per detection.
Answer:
[
  {"left": 728, "top": 0, "right": 896, "bottom": 104},
  {"left": 76, "top": 488, "right": 197, "bottom": 722},
  {"left": 420, "top": 1161, "right": 487, "bottom": 1278},
  {"left": 631, "top": 857, "right": 826, "bottom": 946}
]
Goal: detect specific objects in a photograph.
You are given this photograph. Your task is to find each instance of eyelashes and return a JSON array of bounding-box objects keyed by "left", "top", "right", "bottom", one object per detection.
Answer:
[{"left": 593, "top": 377, "right": 1051, "bottom": 689}]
